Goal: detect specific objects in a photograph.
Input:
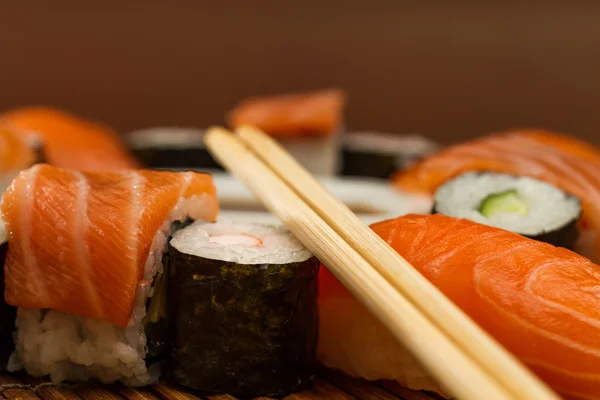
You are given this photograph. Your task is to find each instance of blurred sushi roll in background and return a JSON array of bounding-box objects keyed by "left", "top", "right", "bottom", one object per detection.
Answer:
[
  {"left": 167, "top": 221, "right": 319, "bottom": 397},
  {"left": 124, "top": 127, "right": 223, "bottom": 170},
  {"left": 341, "top": 132, "right": 439, "bottom": 179},
  {"left": 394, "top": 129, "right": 600, "bottom": 262},
  {"left": 432, "top": 172, "right": 582, "bottom": 249},
  {"left": 227, "top": 89, "right": 346, "bottom": 176}
]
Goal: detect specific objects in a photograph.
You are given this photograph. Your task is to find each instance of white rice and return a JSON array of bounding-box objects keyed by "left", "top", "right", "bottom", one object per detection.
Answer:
[
  {"left": 0, "top": 219, "right": 6, "bottom": 244},
  {"left": 434, "top": 172, "right": 581, "bottom": 236},
  {"left": 170, "top": 221, "right": 313, "bottom": 265},
  {"left": 9, "top": 194, "right": 214, "bottom": 386}
]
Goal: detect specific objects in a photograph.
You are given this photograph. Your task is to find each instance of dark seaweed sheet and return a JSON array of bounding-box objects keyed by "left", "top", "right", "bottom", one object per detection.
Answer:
[
  {"left": 341, "top": 150, "right": 398, "bottom": 178},
  {"left": 0, "top": 241, "right": 16, "bottom": 370},
  {"left": 166, "top": 246, "right": 320, "bottom": 398},
  {"left": 132, "top": 148, "right": 224, "bottom": 170},
  {"left": 144, "top": 219, "right": 194, "bottom": 366}
]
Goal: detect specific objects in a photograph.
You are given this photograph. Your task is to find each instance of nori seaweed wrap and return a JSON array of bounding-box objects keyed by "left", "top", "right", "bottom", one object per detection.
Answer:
[
  {"left": 341, "top": 132, "right": 439, "bottom": 179},
  {"left": 124, "top": 127, "right": 223, "bottom": 170},
  {"left": 432, "top": 172, "right": 582, "bottom": 250},
  {"left": 166, "top": 221, "right": 319, "bottom": 397},
  {"left": 0, "top": 221, "right": 15, "bottom": 370}
]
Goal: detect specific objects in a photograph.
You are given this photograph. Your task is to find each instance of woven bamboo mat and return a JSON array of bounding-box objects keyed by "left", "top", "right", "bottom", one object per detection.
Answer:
[{"left": 0, "top": 369, "right": 443, "bottom": 400}]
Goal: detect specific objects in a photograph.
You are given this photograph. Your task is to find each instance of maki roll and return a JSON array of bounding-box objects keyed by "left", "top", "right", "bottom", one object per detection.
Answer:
[
  {"left": 0, "top": 220, "right": 15, "bottom": 370},
  {"left": 341, "top": 132, "right": 439, "bottom": 179},
  {"left": 2, "top": 164, "right": 218, "bottom": 385},
  {"left": 432, "top": 172, "right": 581, "bottom": 249},
  {"left": 166, "top": 221, "right": 319, "bottom": 397},
  {"left": 125, "top": 127, "right": 223, "bottom": 170}
]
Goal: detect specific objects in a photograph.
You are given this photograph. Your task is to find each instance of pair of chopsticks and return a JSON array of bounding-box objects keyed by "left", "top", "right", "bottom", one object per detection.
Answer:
[{"left": 204, "top": 125, "right": 561, "bottom": 400}]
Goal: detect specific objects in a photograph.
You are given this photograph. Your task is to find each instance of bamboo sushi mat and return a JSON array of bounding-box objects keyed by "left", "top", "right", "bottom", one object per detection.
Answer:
[{"left": 0, "top": 368, "right": 443, "bottom": 400}]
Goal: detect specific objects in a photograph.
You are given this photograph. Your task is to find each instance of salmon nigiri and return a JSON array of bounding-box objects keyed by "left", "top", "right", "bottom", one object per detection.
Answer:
[
  {"left": 1, "top": 164, "right": 218, "bottom": 385},
  {"left": 393, "top": 129, "right": 600, "bottom": 262},
  {"left": 319, "top": 214, "right": 600, "bottom": 400},
  {"left": 227, "top": 89, "right": 346, "bottom": 137},
  {"left": 0, "top": 106, "right": 139, "bottom": 171}
]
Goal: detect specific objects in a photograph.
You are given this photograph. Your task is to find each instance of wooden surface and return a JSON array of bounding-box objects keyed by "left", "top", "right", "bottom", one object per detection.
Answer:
[{"left": 0, "top": 370, "right": 443, "bottom": 400}]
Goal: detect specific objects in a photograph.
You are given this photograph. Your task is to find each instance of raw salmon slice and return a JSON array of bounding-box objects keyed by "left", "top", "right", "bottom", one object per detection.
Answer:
[
  {"left": 393, "top": 129, "right": 600, "bottom": 262},
  {"left": 1, "top": 164, "right": 218, "bottom": 328},
  {"left": 0, "top": 106, "right": 139, "bottom": 171},
  {"left": 227, "top": 89, "right": 346, "bottom": 137},
  {"left": 319, "top": 214, "right": 600, "bottom": 400}
]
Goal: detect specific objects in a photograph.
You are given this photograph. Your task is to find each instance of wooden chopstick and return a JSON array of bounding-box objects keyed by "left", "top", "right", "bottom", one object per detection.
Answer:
[
  {"left": 204, "top": 127, "right": 516, "bottom": 400},
  {"left": 233, "top": 125, "right": 560, "bottom": 400}
]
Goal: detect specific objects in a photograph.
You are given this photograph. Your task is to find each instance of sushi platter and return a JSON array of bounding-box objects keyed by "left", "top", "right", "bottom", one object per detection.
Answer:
[{"left": 1, "top": 89, "right": 600, "bottom": 400}]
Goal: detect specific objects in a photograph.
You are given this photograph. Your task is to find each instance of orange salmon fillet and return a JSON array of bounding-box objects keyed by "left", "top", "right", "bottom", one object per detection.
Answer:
[
  {"left": 320, "top": 214, "right": 600, "bottom": 400},
  {"left": 0, "top": 106, "right": 139, "bottom": 172},
  {"left": 227, "top": 89, "right": 346, "bottom": 137},
  {"left": 393, "top": 129, "right": 600, "bottom": 261},
  {"left": 1, "top": 164, "right": 218, "bottom": 328}
]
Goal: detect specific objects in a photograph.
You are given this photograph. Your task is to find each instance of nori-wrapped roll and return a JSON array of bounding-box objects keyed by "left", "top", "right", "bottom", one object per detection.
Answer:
[
  {"left": 0, "top": 221, "right": 15, "bottom": 370},
  {"left": 432, "top": 172, "right": 582, "bottom": 250},
  {"left": 341, "top": 132, "right": 439, "bottom": 179},
  {"left": 166, "top": 221, "right": 319, "bottom": 398},
  {"left": 124, "top": 127, "right": 223, "bottom": 170}
]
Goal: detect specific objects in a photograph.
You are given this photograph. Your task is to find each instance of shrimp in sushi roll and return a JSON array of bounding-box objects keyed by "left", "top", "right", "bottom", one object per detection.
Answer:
[{"left": 166, "top": 221, "right": 319, "bottom": 397}]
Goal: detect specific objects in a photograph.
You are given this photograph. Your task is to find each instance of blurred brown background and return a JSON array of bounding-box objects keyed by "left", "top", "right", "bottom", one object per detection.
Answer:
[{"left": 1, "top": 1, "right": 599, "bottom": 145}]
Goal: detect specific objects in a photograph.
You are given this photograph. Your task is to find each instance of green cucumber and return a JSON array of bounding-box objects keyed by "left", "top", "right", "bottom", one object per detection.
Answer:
[{"left": 480, "top": 189, "right": 528, "bottom": 217}]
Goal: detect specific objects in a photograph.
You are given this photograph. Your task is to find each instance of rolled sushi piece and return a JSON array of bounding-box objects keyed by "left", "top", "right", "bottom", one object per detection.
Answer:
[
  {"left": 432, "top": 172, "right": 582, "bottom": 249},
  {"left": 0, "top": 219, "right": 16, "bottom": 371},
  {"left": 1, "top": 164, "right": 218, "bottom": 385},
  {"left": 341, "top": 132, "right": 439, "bottom": 179},
  {"left": 125, "top": 127, "right": 223, "bottom": 170},
  {"left": 166, "top": 221, "right": 319, "bottom": 397}
]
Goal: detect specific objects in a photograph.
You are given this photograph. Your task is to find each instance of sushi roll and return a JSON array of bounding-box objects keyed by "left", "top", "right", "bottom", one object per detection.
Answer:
[
  {"left": 0, "top": 219, "right": 16, "bottom": 371},
  {"left": 124, "top": 127, "right": 223, "bottom": 170},
  {"left": 166, "top": 221, "right": 319, "bottom": 397},
  {"left": 1, "top": 164, "right": 218, "bottom": 385},
  {"left": 341, "top": 132, "right": 439, "bottom": 179},
  {"left": 392, "top": 129, "right": 600, "bottom": 262},
  {"left": 432, "top": 172, "right": 581, "bottom": 249},
  {"left": 227, "top": 89, "right": 346, "bottom": 176}
]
